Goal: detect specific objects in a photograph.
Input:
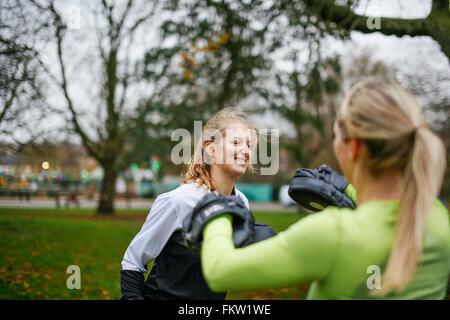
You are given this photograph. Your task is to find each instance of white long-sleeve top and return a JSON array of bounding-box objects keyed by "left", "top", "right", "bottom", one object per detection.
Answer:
[{"left": 121, "top": 182, "right": 250, "bottom": 272}]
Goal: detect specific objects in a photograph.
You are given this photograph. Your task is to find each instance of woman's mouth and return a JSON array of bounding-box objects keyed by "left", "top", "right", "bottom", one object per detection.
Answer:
[{"left": 233, "top": 155, "right": 248, "bottom": 164}]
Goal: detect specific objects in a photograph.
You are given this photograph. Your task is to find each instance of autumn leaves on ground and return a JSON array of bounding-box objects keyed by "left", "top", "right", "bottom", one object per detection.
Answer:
[{"left": 0, "top": 208, "right": 307, "bottom": 300}]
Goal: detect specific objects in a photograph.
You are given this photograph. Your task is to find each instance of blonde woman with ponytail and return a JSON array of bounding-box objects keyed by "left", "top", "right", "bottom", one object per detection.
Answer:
[
  {"left": 198, "top": 78, "right": 450, "bottom": 299},
  {"left": 119, "top": 107, "right": 263, "bottom": 300}
]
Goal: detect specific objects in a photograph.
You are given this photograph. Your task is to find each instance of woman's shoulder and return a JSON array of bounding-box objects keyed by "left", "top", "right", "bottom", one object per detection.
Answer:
[
  {"left": 153, "top": 183, "right": 251, "bottom": 214},
  {"left": 155, "top": 182, "right": 207, "bottom": 202},
  {"left": 154, "top": 182, "right": 208, "bottom": 216},
  {"left": 174, "top": 182, "right": 207, "bottom": 196}
]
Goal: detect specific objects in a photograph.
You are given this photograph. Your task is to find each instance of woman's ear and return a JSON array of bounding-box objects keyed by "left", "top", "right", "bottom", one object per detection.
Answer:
[{"left": 349, "top": 137, "right": 363, "bottom": 161}]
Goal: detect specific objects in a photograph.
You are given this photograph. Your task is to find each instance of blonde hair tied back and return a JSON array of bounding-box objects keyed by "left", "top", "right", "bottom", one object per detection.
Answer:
[{"left": 338, "top": 77, "right": 446, "bottom": 295}]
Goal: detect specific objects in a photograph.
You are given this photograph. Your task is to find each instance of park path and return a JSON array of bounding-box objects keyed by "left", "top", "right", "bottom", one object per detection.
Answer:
[{"left": 0, "top": 197, "right": 297, "bottom": 212}]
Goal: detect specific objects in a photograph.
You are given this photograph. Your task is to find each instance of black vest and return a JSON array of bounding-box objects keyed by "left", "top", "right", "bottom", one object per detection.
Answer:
[{"left": 143, "top": 230, "right": 226, "bottom": 300}]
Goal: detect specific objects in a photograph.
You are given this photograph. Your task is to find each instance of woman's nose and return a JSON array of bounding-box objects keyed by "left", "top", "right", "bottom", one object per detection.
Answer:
[{"left": 240, "top": 145, "right": 250, "bottom": 159}]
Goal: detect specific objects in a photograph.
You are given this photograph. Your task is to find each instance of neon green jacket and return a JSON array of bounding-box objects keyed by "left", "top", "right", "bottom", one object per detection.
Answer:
[{"left": 201, "top": 188, "right": 450, "bottom": 299}]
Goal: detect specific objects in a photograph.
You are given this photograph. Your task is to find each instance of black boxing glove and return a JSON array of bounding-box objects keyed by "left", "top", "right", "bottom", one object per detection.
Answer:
[
  {"left": 248, "top": 222, "right": 276, "bottom": 245},
  {"left": 182, "top": 192, "right": 254, "bottom": 250}
]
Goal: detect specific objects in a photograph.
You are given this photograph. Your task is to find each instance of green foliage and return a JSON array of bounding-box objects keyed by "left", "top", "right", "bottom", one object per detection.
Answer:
[
  {"left": 269, "top": 57, "right": 342, "bottom": 166},
  {"left": 125, "top": 0, "right": 289, "bottom": 167}
]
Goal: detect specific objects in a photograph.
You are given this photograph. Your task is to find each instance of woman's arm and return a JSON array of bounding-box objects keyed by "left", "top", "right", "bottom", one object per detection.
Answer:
[
  {"left": 122, "top": 195, "right": 178, "bottom": 271},
  {"left": 120, "top": 194, "right": 179, "bottom": 299},
  {"left": 201, "top": 211, "right": 340, "bottom": 292},
  {"left": 120, "top": 270, "right": 146, "bottom": 300}
]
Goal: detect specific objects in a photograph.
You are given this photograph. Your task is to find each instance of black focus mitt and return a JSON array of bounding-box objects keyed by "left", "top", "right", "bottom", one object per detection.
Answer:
[{"left": 288, "top": 164, "right": 356, "bottom": 212}]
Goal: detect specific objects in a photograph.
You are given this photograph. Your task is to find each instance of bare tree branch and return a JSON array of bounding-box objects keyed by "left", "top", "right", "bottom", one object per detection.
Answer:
[
  {"left": 304, "top": 0, "right": 450, "bottom": 60},
  {"left": 48, "top": 1, "right": 101, "bottom": 161},
  {"left": 128, "top": 3, "right": 157, "bottom": 33}
]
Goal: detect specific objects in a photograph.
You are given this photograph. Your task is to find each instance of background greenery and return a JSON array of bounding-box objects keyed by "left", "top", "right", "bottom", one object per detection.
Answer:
[{"left": 0, "top": 207, "right": 308, "bottom": 300}]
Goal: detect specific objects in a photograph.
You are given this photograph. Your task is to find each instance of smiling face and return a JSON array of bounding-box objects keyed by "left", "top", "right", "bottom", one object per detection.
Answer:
[{"left": 205, "top": 121, "right": 254, "bottom": 179}]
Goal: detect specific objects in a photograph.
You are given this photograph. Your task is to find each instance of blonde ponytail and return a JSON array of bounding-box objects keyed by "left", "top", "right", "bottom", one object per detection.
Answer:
[
  {"left": 339, "top": 78, "right": 447, "bottom": 295},
  {"left": 378, "top": 127, "right": 446, "bottom": 295}
]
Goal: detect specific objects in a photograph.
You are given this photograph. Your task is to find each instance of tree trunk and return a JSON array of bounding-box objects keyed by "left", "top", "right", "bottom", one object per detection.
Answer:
[{"left": 97, "top": 161, "right": 117, "bottom": 215}]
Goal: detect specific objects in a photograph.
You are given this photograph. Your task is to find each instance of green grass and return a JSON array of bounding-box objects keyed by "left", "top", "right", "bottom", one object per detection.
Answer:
[{"left": 0, "top": 207, "right": 308, "bottom": 300}]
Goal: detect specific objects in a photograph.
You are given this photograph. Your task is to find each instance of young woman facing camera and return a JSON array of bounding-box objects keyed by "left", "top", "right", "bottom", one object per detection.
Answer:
[{"left": 120, "top": 107, "right": 263, "bottom": 300}]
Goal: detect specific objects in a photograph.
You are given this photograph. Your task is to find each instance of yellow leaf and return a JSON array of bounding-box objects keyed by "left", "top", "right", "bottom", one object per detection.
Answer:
[
  {"left": 183, "top": 70, "right": 193, "bottom": 81},
  {"left": 205, "top": 42, "right": 219, "bottom": 52},
  {"left": 219, "top": 32, "right": 231, "bottom": 44}
]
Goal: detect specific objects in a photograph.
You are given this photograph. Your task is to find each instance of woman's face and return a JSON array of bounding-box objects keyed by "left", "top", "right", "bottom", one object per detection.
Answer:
[
  {"left": 211, "top": 121, "right": 253, "bottom": 179},
  {"left": 333, "top": 121, "right": 352, "bottom": 181}
]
